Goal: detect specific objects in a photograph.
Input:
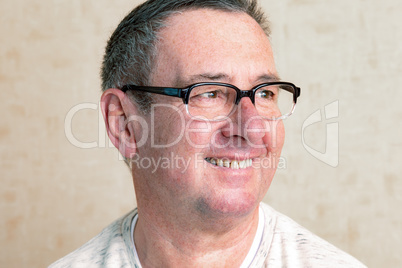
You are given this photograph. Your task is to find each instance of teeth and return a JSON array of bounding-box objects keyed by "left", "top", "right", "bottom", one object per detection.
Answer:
[
  {"left": 239, "top": 160, "right": 246, "bottom": 169},
  {"left": 206, "top": 158, "right": 253, "bottom": 169},
  {"left": 223, "top": 160, "right": 230, "bottom": 168},
  {"left": 231, "top": 161, "right": 239, "bottom": 169}
]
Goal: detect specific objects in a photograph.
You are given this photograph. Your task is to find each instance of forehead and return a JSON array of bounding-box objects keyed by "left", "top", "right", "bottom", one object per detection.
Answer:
[{"left": 151, "top": 9, "right": 276, "bottom": 86}]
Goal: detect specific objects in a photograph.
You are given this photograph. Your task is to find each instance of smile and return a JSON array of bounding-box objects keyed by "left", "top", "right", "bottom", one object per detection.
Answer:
[{"left": 205, "top": 157, "right": 253, "bottom": 169}]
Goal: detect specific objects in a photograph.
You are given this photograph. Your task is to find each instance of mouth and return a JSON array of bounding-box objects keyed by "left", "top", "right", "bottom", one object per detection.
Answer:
[{"left": 205, "top": 157, "right": 253, "bottom": 169}]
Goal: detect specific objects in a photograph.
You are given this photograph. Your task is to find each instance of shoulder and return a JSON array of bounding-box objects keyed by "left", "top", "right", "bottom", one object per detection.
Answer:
[
  {"left": 258, "top": 203, "right": 366, "bottom": 267},
  {"left": 49, "top": 209, "right": 138, "bottom": 268}
]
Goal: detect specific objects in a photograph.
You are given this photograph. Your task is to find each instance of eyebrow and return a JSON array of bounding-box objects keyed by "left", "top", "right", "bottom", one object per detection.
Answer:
[
  {"left": 177, "top": 72, "right": 281, "bottom": 87},
  {"left": 256, "top": 74, "right": 281, "bottom": 83},
  {"left": 178, "top": 73, "right": 230, "bottom": 86}
]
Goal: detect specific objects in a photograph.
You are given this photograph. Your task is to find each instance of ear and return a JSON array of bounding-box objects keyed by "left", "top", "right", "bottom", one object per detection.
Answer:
[{"left": 100, "top": 88, "right": 138, "bottom": 158}]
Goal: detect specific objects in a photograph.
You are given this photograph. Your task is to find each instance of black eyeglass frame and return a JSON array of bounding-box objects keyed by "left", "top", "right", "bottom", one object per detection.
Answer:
[
  {"left": 121, "top": 82, "right": 301, "bottom": 119},
  {"left": 122, "top": 82, "right": 300, "bottom": 103}
]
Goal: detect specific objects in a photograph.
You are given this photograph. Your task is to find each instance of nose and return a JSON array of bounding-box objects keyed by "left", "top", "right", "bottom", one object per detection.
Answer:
[{"left": 221, "top": 97, "right": 266, "bottom": 144}]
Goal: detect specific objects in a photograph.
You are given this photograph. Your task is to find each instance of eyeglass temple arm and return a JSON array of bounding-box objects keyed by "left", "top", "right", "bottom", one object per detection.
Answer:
[{"left": 121, "top": 85, "right": 184, "bottom": 99}]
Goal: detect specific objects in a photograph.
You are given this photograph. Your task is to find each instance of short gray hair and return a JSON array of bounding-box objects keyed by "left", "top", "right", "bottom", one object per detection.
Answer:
[{"left": 101, "top": 0, "right": 270, "bottom": 113}]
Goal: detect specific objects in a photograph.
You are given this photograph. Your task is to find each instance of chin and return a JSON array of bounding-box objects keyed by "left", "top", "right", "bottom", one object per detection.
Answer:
[{"left": 195, "top": 190, "right": 261, "bottom": 220}]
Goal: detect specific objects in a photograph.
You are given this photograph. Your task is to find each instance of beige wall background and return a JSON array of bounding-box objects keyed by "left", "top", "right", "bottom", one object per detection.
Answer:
[{"left": 1, "top": 0, "right": 401, "bottom": 267}]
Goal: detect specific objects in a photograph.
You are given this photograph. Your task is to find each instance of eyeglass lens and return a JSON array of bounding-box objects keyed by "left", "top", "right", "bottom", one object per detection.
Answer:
[{"left": 187, "top": 84, "right": 295, "bottom": 120}]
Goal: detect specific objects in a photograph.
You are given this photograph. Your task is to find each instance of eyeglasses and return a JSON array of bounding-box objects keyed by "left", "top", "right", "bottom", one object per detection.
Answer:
[{"left": 121, "top": 82, "right": 301, "bottom": 121}]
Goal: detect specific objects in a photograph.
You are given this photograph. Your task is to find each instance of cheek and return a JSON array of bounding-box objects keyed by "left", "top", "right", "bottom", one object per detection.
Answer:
[
  {"left": 184, "top": 120, "right": 216, "bottom": 149},
  {"left": 150, "top": 106, "right": 188, "bottom": 147},
  {"left": 263, "top": 120, "right": 285, "bottom": 153}
]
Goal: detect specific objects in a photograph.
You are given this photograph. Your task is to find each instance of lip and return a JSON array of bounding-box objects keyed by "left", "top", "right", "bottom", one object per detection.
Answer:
[{"left": 203, "top": 156, "right": 259, "bottom": 188}]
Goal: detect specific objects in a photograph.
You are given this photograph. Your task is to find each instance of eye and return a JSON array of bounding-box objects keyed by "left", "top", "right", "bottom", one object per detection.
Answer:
[
  {"left": 256, "top": 89, "right": 275, "bottom": 99},
  {"left": 191, "top": 88, "right": 226, "bottom": 100},
  {"left": 199, "top": 90, "right": 220, "bottom": 98},
  {"left": 189, "top": 85, "right": 234, "bottom": 105}
]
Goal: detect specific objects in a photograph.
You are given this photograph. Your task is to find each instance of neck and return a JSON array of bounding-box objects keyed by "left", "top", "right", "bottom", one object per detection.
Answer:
[{"left": 134, "top": 204, "right": 260, "bottom": 268}]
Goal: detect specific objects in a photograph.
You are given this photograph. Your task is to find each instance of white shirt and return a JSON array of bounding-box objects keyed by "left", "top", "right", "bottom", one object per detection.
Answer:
[{"left": 49, "top": 203, "right": 367, "bottom": 267}]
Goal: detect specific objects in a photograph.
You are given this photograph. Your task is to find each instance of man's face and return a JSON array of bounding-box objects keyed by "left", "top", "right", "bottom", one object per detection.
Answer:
[{"left": 132, "top": 9, "right": 285, "bottom": 219}]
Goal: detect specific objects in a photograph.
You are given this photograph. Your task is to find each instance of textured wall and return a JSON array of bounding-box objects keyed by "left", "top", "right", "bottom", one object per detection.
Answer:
[{"left": 1, "top": 0, "right": 400, "bottom": 267}]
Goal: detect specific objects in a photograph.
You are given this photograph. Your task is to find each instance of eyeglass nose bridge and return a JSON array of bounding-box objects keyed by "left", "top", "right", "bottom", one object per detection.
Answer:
[{"left": 235, "top": 89, "right": 256, "bottom": 105}]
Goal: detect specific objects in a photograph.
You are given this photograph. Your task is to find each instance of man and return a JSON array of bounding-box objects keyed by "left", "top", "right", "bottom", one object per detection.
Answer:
[{"left": 51, "top": 0, "right": 366, "bottom": 267}]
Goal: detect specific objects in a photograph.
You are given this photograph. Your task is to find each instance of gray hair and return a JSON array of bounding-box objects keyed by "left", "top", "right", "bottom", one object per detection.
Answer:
[{"left": 101, "top": 0, "right": 270, "bottom": 113}]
